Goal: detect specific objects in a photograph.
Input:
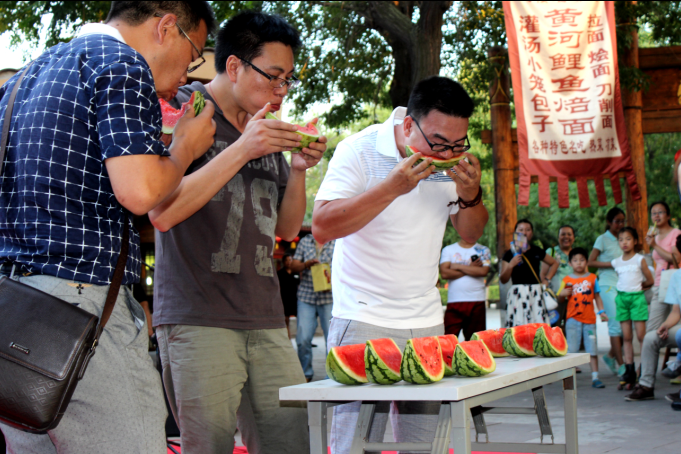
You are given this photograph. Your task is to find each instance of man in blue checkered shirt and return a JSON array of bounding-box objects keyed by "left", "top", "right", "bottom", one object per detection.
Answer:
[{"left": 0, "top": 2, "right": 216, "bottom": 453}]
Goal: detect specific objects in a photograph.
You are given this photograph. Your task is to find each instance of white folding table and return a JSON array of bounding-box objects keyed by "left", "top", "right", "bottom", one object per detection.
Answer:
[{"left": 280, "top": 353, "right": 589, "bottom": 454}]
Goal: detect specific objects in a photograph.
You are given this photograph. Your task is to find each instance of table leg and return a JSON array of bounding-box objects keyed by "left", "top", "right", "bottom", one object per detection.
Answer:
[
  {"left": 308, "top": 401, "right": 327, "bottom": 454},
  {"left": 449, "top": 400, "right": 471, "bottom": 454},
  {"left": 563, "top": 371, "right": 579, "bottom": 454},
  {"left": 349, "top": 402, "right": 376, "bottom": 454}
]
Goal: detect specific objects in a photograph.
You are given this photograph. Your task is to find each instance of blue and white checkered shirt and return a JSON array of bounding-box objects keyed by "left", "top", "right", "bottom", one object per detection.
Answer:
[
  {"left": 293, "top": 234, "right": 335, "bottom": 305},
  {"left": 0, "top": 31, "right": 169, "bottom": 285}
]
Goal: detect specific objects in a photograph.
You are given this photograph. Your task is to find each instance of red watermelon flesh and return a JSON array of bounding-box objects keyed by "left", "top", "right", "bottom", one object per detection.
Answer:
[
  {"left": 437, "top": 335, "right": 459, "bottom": 376},
  {"left": 411, "top": 336, "right": 444, "bottom": 376},
  {"left": 160, "top": 91, "right": 204, "bottom": 135},
  {"left": 367, "top": 338, "right": 402, "bottom": 372},
  {"left": 514, "top": 323, "right": 550, "bottom": 353},
  {"left": 471, "top": 328, "right": 508, "bottom": 357},
  {"left": 326, "top": 343, "right": 367, "bottom": 385},
  {"left": 297, "top": 122, "right": 319, "bottom": 136}
]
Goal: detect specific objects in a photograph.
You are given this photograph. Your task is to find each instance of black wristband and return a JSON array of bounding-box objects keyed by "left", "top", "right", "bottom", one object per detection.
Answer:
[{"left": 456, "top": 186, "right": 483, "bottom": 209}]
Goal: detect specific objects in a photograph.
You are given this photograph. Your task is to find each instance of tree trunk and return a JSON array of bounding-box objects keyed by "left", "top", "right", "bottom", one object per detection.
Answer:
[{"left": 352, "top": 1, "right": 452, "bottom": 108}]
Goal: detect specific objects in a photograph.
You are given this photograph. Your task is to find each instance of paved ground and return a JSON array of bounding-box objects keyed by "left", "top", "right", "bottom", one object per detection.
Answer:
[{"left": 289, "top": 309, "right": 680, "bottom": 454}]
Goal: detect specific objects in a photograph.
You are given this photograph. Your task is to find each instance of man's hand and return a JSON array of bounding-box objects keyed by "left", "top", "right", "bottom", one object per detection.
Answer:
[
  {"left": 446, "top": 152, "right": 481, "bottom": 202},
  {"left": 471, "top": 258, "right": 483, "bottom": 267},
  {"left": 291, "top": 118, "right": 326, "bottom": 171},
  {"left": 383, "top": 151, "right": 434, "bottom": 197},
  {"left": 171, "top": 100, "right": 216, "bottom": 161},
  {"left": 657, "top": 324, "right": 669, "bottom": 340},
  {"left": 304, "top": 259, "right": 320, "bottom": 269},
  {"left": 233, "top": 103, "right": 303, "bottom": 161}
]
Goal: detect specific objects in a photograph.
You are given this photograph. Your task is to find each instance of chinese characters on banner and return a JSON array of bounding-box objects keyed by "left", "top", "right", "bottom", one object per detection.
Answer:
[{"left": 503, "top": 1, "right": 641, "bottom": 208}]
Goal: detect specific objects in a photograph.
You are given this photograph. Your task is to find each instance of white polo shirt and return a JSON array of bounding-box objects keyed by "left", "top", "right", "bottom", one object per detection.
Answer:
[{"left": 315, "top": 107, "right": 459, "bottom": 329}]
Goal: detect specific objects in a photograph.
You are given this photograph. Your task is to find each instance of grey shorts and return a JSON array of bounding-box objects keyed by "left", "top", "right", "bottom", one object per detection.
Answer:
[
  {"left": 327, "top": 317, "right": 445, "bottom": 454},
  {"left": 0, "top": 274, "right": 167, "bottom": 454}
]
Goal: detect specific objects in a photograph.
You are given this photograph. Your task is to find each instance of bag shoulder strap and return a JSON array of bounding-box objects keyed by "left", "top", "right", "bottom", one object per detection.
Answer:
[
  {"left": 1, "top": 62, "right": 127, "bottom": 333},
  {"left": 521, "top": 252, "right": 542, "bottom": 285}
]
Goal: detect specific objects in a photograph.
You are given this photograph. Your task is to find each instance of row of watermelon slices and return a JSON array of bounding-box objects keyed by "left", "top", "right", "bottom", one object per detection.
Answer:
[
  {"left": 326, "top": 335, "right": 496, "bottom": 386},
  {"left": 326, "top": 324, "right": 568, "bottom": 386}
]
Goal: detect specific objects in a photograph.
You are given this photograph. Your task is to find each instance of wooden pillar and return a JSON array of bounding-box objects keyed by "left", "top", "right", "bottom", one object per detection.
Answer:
[
  {"left": 489, "top": 46, "right": 516, "bottom": 258},
  {"left": 621, "top": 1, "right": 649, "bottom": 252}
]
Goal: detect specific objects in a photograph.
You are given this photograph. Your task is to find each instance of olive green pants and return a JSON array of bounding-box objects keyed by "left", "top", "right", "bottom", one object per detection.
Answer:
[{"left": 156, "top": 325, "right": 308, "bottom": 454}]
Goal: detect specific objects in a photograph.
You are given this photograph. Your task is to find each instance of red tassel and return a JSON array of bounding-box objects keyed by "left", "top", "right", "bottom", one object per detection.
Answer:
[
  {"left": 538, "top": 175, "right": 551, "bottom": 207},
  {"left": 594, "top": 177, "right": 607, "bottom": 206},
  {"left": 576, "top": 178, "right": 590, "bottom": 208},
  {"left": 518, "top": 170, "right": 531, "bottom": 206},
  {"left": 610, "top": 174, "right": 623, "bottom": 205},
  {"left": 557, "top": 177, "right": 570, "bottom": 208}
]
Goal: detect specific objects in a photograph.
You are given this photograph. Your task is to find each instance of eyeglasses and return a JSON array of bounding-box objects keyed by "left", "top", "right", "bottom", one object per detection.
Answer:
[
  {"left": 155, "top": 13, "right": 206, "bottom": 73},
  {"left": 411, "top": 116, "right": 470, "bottom": 154},
  {"left": 240, "top": 58, "right": 301, "bottom": 90}
]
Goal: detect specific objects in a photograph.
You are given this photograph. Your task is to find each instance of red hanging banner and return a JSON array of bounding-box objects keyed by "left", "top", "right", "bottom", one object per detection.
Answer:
[{"left": 503, "top": 1, "right": 641, "bottom": 208}]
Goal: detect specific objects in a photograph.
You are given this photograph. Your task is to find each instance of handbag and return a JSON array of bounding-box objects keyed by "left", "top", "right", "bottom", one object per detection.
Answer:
[
  {"left": 521, "top": 252, "right": 559, "bottom": 311},
  {"left": 0, "top": 64, "right": 129, "bottom": 433}
]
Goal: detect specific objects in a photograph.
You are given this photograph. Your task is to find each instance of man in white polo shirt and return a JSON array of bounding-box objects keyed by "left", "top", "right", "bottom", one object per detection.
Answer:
[{"left": 312, "top": 76, "right": 488, "bottom": 453}]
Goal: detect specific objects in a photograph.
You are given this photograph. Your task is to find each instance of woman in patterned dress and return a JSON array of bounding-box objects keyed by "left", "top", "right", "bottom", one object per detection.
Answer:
[{"left": 500, "top": 219, "right": 559, "bottom": 327}]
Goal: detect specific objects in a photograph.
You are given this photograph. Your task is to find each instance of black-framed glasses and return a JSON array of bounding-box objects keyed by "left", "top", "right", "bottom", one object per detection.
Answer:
[
  {"left": 411, "top": 116, "right": 471, "bottom": 154},
  {"left": 155, "top": 13, "right": 205, "bottom": 73},
  {"left": 240, "top": 58, "right": 301, "bottom": 90}
]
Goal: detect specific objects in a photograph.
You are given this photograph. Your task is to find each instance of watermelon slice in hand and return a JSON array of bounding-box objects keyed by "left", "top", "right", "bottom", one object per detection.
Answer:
[
  {"left": 160, "top": 91, "right": 206, "bottom": 135},
  {"left": 437, "top": 334, "right": 459, "bottom": 376},
  {"left": 453, "top": 340, "right": 496, "bottom": 377},
  {"left": 326, "top": 343, "right": 368, "bottom": 385},
  {"left": 405, "top": 145, "right": 465, "bottom": 171},
  {"left": 401, "top": 336, "right": 445, "bottom": 384},
  {"left": 502, "top": 323, "right": 551, "bottom": 357},
  {"left": 265, "top": 112, "right": 320, "bottom": 153},
  {"left": 365, "top": 338, "right": 402, "bottom": 384},
  {"left": 533, "top": 326, "right": 568, "bottom": 357},
  {"left": 471, "top": 328, "right": 509, "bottom": 358}
]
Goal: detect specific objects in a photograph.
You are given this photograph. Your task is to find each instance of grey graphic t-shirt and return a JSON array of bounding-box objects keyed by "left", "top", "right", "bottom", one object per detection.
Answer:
[{"left": 153, "top": 82, "right": 290, "bottom": 329}]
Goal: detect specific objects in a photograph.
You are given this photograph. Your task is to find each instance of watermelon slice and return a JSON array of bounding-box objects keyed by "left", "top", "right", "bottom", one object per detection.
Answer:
[
  {"left": 437, "top": 334, "right": 459, "bottom": 376},
  {"left": 326, "top": 344, "right": 368, "bottom": 385},
  {"left": 265, "top": 112, "right": 320, "bottom": 153},
  {"left": 405, "top": 145, "right": 465, "bottom": 171},
  {"left": 400, "top": 336, "right": 444, "bottom": 384},
  {"left": 533, "top": 326, "right": 568, "bottom": 357},
  {"left": 471, "top": 328, "right": 509, "bottom": 358},
  {"left": 502, "top": 323, "right": 551, "bottom": 357},
  {"left": 365, "top": 338, "right": 402, "bottom": 384},
  {"left": 453, "top": 340, "right": 496, "bottom": 377},
  {"left": 160, "top": 91, "right": 206, "bottom": 135}
]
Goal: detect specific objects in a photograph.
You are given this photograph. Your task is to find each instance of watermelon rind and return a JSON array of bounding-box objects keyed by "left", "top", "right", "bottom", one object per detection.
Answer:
[
  {"left": 265, "top": 112, "right": 319, "bottom": 153},
  {"left": 453, "top": 341, "right": 496, "bottom": 377},
  {"left": 326, "top": 346, "right": 368, "bottom": 385},
  {"left": 437, "top": 335, "right": 458, "bottom": 377},
  {"left": 471, "top": 329, "right": 510, "bottom": 358},
  {"left": 533, "top": 327, "right": 568, "bottom": 357},
  {"left": 502, "top": 327, "right": 537, "bottom": 357},
  {"left": 400, "top": 337, "right": 445, "bottom": 384},
  {"left": 365, "top": 339, "right": 402, "bottom": 385},
  {"left": 405, "top": 145, "right": 464, "bottom": 171}
]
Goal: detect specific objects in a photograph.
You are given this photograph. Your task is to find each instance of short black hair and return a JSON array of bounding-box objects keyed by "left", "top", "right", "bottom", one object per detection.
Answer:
[
  {"left": 650, "top": 200, "right": 671, "bottom": 216},
  {"left": 214, "top": 11, "right": 302, "bottom": 74},
  {"left": 106, "top": 1, "right": 216, "bottom": 35},
  {"left": 618, "top": 226, "right": 639, "bottom": 242},
  {"left": 515, "top": 218, "right": 534, "bottom": 231},
  {"left": 559, "top": 225, "right": 575, "bottom": 236},
  {"left": 675, "top": 234, "right": 681, "bottom": 253},
  {"left": 407, "top": 77, "right": 474, "bottom": 122},
  {"left": 569, "top": 247, "right": 589, "bottom": 262}
]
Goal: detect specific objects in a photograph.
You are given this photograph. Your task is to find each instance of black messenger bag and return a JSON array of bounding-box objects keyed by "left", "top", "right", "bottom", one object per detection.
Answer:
[{"left": 0, "top": 64, "right": 129, "bottom": 433}]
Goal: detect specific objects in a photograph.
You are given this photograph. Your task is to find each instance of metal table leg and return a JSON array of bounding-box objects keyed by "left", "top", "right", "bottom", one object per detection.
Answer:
[
  {"left": 563, "top": 371, "right": 579, "bottom": 454},
  {"left": 308, "top": 401, "right": 327, "bottom": 454},
  {"left": 449, "top": 400, "right": 471, "bottom": 454}
]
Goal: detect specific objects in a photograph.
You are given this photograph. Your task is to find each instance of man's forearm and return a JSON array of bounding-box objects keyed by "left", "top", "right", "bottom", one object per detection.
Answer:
[
  {"left": 312, "top": 183, "right": 397, "bottom": 243},
  {"left": 440, "top": 269, "right": 464, "bottom": 280},
  {"left": 149, "top": 144, "right": 251, "bottom": 232},
  {"left": 454, "top": 265, "right": 490, "bottom": 277},
  {"left": 451, "top": 203, "right": 489, "bottom": 244},
  {"left": 275, "top": 169, "right": 307, "bottom": 241}
]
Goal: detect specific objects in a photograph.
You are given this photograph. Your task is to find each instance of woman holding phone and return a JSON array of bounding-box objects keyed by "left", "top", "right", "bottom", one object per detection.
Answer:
[{"left": 500, "top": 219, "right": 559, "bottom": 327}]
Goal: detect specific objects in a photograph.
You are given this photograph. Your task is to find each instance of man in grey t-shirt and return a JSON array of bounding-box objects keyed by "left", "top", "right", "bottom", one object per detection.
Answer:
[{"left": 150, "top": 12, "right": 326, "bottom": 454}]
